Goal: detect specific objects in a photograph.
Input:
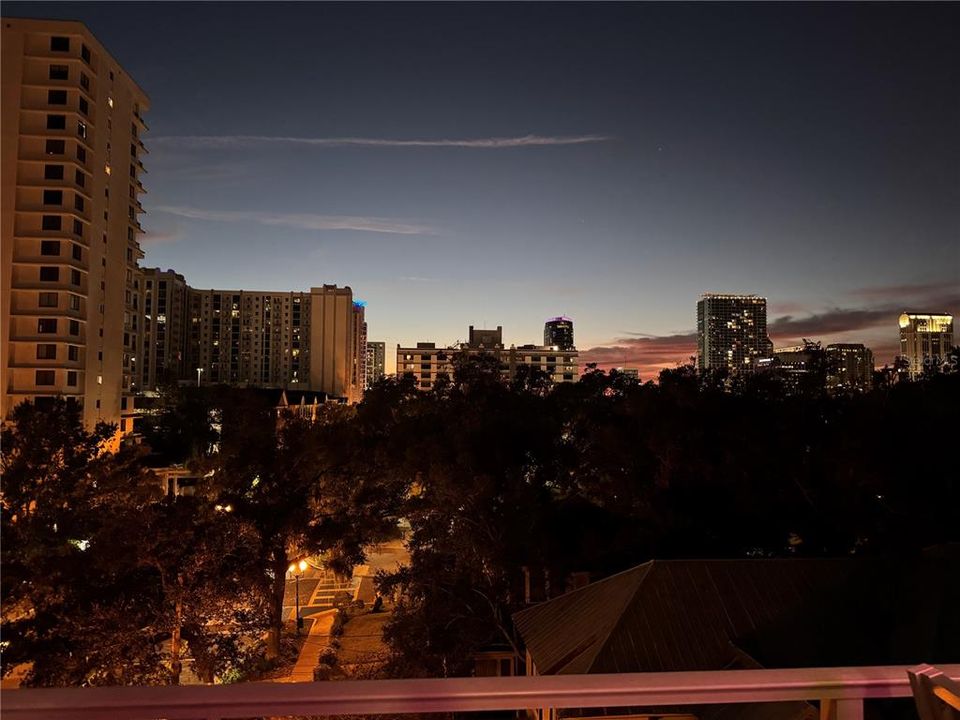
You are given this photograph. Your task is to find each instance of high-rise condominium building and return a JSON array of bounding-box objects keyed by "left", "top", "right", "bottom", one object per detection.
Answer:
[
  {"left": 141, "top": 268, "right": 188, "bottom": 389},
  {"left": 184, "top": 284, "right": 362, "bottom": 402},
  {"left": 351, "top": 301, "right": 367, "bottom": 402},
  {"left": 365, "top": 341, "right": 386, "bottom": 388},
  {"left": 543, "top": 316, "right": 575, "bottom": 350},
  {"left": 826, "top": 343, "right": 873, "bottom": 394},
  {"left": 898, "top": 312, "right": 954, "bottom": 379},
  {"left": 696, "top": 293, "right": 772, "bottom": 371},
  {"left": 397, "top": 325, "right": 579, "bottom": 391},
  {"left": 2, "top": 19, "right": 148, "bottom": 436}
]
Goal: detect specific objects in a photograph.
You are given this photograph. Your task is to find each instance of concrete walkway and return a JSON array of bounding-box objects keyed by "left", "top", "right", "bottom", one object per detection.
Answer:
[{"left": 284, "top": 609, "right": 338, "bottom": 683}]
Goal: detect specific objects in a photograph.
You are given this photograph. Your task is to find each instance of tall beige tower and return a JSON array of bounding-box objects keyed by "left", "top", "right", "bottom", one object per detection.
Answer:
[
  {"left": 2, "top": 18, "right": 148, "bottom": 437},
  {"left": 308, "top": 285, "right": 356, "bottom": 401}
]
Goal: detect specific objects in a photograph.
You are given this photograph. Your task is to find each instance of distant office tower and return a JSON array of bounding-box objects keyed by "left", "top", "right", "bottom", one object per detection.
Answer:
[
  {"left": 696, "top": 294, "right": 772, "bottom": 371},
  {"left": 183, "top": 284, "right": 362, "bottom": 401},
  {"left": 365, "top": 341, "right": 386, "bottom": 388},
  {"left": 141, "top": 269, "right": 188, "bottom": 389},
  {"left": 398, "top": 325, "right": 578, "bottom": 391},
  {"left": 898, "top": 312, "right": 954, "bottom": 379},
  {"left": 826, "top": 343, "right": 874, "bottom": 394},
  {"left": 2, "top": 19, "right": 149, "bottom": 436},
  {"left": 544, "top": 316, "right": 575, "bottom": 350},
  {"left": 351, "top": 301, "right": 367, "bottom": 402},
  {"left": 614, "top": 367, "right": 640, "bottom": 380}
]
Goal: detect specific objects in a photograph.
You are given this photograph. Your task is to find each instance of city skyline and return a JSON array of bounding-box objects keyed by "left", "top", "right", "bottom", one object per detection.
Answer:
[{"left": 4, "top": 2, "right": 958, "bottom": 379}]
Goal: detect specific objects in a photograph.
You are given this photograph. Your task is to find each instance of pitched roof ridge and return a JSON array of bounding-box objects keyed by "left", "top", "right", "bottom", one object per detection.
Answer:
[{"left": 578, "top": 561, "right": 657, "bottom": 673}]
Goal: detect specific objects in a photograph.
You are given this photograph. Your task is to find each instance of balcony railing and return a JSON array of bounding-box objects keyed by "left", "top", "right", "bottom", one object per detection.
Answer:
[{"left": 3, "top": 664, "right": 958, "bottom": 720}]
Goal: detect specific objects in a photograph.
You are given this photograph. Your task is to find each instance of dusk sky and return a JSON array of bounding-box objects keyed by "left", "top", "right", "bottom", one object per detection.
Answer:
[{"left": 8, "top": 2, "right": 958, "bottom": 377}]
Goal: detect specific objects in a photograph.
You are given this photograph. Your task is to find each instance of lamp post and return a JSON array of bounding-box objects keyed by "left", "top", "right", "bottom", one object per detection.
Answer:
[{"left": 288, "top": 559, "right": 308, "bottom": 635}]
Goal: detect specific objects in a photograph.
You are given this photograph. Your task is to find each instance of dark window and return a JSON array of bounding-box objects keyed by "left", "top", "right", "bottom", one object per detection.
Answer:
[
  {"left": 39, "top": 292, "right": 58, "bottom": 307},
  {"left": 42, "top": 215, "right": 61, "bottom": 230},
  {"left": 69, "top": 320, "right": 80, "bottom": 336},
  {"left": 46, "top": 114, "right": 66, "bottom": 130},
  {"left": 72, "top": 219, "right": 83, "bottom": 237},
  {"left": 40, "top": 240, "right": 61, "bottom": 256},
  {"left": 44, "top": 164, "right": 64, "bottom": 180},
  {"left": 78, "top": 97, "right": 88, "bottom": 115},
  {"left": 74, "top": 169, "right": 86, "bottom": 187},
  {"left": 50, "top": 36, "right": 70, "bottom": 52},
  {"left": 67, "top": 371, "right": 78, "bottom": 386},
  {"left": 47, "top": 89, "right": 67, "bottom": 105},
  {"left": 68, "top": 345, "right": 79, "bottom": 361},
  {"left": 76, "top": 145, "right": 86, "bottom": 162},
  {"left": 70, "top": 269, "right": 81, "bottom": 286},
  {"left": 49, "top": 64, "right": 69, "bottom": 80},
  {"left": 130, "top": 143, "right": 137, "bottom": 157},
  {"left": 38, "top": 318, "right": 57, "bottom": 333},
  {"left": 39, "top": 266, "right": 59, "bottom": 281},
  {"left": 72, "top": 244, "right": 82, "bottom": 261},
  {"left": 36, "top": 370, "right": 56, "bottom": 386},
  {"left": 37, "top": 344, "right": 57, "bottom": 359},
  {"left": 45, "top": 139, "right": 65, "bottom": 155},
  {"left": 74, "top": 195, "right": 85, "bottom": 212},
  {"left": 43, "top": 189, "right": 63, "bottom": 205},
  {"left": 129, "top": 164, "right": 136, "bottom": 178},
  {"left": 69, "top": 294, "right": 81, "bottom": 311},
  {"left": 81, "top": 44, "right": 91, "bottom": 63},
  {"left": 80, "top": 73, "right": 90, "bottom": 90}
]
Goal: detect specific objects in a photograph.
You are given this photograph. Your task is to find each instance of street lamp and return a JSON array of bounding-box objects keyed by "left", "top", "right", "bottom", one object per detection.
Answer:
[
  {"left": 288, "top": 559, "right": 308, "bottom": 635},
  {"left": 196, "top": 367, "right": 204, "bottom": 387}
]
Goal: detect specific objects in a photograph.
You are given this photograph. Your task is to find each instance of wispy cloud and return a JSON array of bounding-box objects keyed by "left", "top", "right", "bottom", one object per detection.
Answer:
[
  {"left": 154, "top": 206, "right": 436, "bottom": 235},
  {"left": 140, "top": 229, "right": 183, "bottom": 245},
  {"left": 149, "top": 134, "right": 613, "bottom": 149}
]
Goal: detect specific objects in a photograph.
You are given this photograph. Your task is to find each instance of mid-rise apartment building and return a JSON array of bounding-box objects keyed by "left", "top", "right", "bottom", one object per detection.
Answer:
[
  {"left": 898, "top": 312, "right": 954, "bottom": 379},
  {"left": 697, "top": 293, "right": 772, "bottom": 372},
  {"left": 141, "top": 268, "right": 188, "bottom": 389},
  {"left": 397, "top": 324, "right": 579, "bottom": 391},
  {"left": 365, "top": 341, "right": 386, "bottom": 388},
  {"left": 825, "top": 343, "right": 873, "bottom": 394},
  {"left": 182, "top": 284, "right": 362, "bottom": 402},
  {"left": 2, "top": 19, "right": 148, "bottom": 435}
]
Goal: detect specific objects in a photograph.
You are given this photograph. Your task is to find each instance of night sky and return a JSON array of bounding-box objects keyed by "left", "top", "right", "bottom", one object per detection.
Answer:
[{"left": 7, "top": 2, "right": 959, "bottom": 377}]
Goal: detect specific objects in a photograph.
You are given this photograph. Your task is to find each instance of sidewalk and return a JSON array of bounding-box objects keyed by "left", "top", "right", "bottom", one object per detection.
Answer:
[{"left": 283, "top": 609, "right": 338, "bottom": 683}]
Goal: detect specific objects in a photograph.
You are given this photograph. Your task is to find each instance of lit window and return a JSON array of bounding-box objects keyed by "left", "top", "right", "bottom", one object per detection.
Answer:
[
  {"left": 105, "top": 164, "right": 111, "bottom": 175},
  {"left": 107, "top": 97, "right": 114, "bottom": 108}
]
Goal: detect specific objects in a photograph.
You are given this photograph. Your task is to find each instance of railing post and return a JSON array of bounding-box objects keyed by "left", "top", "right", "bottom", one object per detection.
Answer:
[{"left": 821, "top": 698, "right": 864, "bottom": 720}]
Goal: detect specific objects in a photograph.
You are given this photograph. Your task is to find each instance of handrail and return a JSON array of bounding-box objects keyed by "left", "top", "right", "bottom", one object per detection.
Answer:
[{"left": 3, "top": 665, "right": 959, "bottom": 720}]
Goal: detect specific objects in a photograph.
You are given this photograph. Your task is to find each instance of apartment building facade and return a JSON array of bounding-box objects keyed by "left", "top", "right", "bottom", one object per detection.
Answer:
[
  {"left": 397, "top": 325, "right": 579, "bottom": 391},
  {"left": 172, "top": 283, "right": 362, "bottom": 401},
  {"left": 2, "top": 18, "right": 148, "bottom": 435},
  {"left": 365, "top": 340, "right": 386, "bottom": 388},
  {"left": 141, "top": 268, "right": 188, "bottom": 389},
  {"left": 697, "top": 293, "right": 772, "bottom": 372}
]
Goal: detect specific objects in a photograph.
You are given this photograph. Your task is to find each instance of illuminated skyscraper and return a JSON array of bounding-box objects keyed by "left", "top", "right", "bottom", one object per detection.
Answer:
[
  {"left": 696, "top": 294, "right": 772, "bottom": 371},
  {"left": 544, "top": 316, "right": 575, "bottom": 350},
  {"left": 2, "top": 19, "right": 149, "bottom": 437},
  {"left": 898, "top": 312, "right": 954, "bottom": 379}
]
